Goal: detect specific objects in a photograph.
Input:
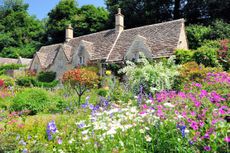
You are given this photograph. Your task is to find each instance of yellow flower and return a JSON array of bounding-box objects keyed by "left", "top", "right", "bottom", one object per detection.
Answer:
[
  {"left": 104, "top": 86, "right": 109, "bottom": 90},
  {"left": 105, "top": 70, "right": 111, "bottom": 76}
]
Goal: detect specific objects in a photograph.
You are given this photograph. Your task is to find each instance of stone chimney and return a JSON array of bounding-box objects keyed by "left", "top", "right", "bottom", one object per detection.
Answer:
[
  {"left": 115, "top": 8, "right": 124, "bottom": 32},
  {"left": 65, "top": 24, "right": 73, "bottom": 42}
]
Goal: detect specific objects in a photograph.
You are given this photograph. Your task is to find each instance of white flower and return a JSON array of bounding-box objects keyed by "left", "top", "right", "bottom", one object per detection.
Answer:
[
  {"left": 177, "top": 115, "right": 183, "bottom": 119},
  {"left": 119, "top": 141, "right": 124, "bottom": 147},
  {"left": 82, "top": 129, "right": 89, "bottom": 135},
  {"left": 82, "top": 135, "right": 89, "bottom": 141},
  {"left": 58, "top": 149, "right": 65, "bottom": 153},
  {"left": 185, "top": 129, "right": 189, "bottom": 134},
  {"left": 139, "top": 129, "right": 145, "bottom": 133},
  {"left": 68, "top": 138, "right": 75, "bottom": 144},
  {"left": 146, "top": 100, "right": 152, "bottom": 104},
  {"left": 163, "top": 102, "right": 175, "bottom": 108},
  {"left": 145, "top": 135, "right": 152, "bottom": 142},
  {"left": 145, "top": 127, "right": 150, "bottom": 131},
  {"left": 106, "top": 128, "right": 116, "bottom": 135}
]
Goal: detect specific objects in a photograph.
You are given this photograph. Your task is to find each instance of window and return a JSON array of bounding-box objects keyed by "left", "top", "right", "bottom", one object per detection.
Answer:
[{"left": 79, "top": 56, "right": 85, "bottom": 65}]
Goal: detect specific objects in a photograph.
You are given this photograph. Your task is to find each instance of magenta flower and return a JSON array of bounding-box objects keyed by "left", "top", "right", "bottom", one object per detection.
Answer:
[
  {"left": 200, "top": 90, "right": 208, "bottom": 98},
  {"left": 204, "top": 146, "right": 211, "bottom": 151},
  {"left": 190, "top": 121, "right": 199, "bottom": 130},
  {"left": 224, "top": 137, "right": 230, "bottom": 143},
  {"left": 209, "top": 91, "right": 225, "bottom": 103}
]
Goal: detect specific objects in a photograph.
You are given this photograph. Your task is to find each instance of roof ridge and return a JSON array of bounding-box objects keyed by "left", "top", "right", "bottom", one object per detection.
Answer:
[
  {"left": 123, "top": 18, "right": 184, "bottom": 32},
  {"left": 106, "top": 31, "right": 122, "bottom": 61}
]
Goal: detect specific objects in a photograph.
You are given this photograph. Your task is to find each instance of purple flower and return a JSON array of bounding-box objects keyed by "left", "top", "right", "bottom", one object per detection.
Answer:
[
  {"left": 200, "top": 90, "right": 208, "bottom": 98},
  {"left": 22, "top": 148, "right": 28, "bottom": 153},
  {"left": 204, "top": 146, "right": 211, "bottom": 151},
  {"left": 46, "top": 120, "right": 57, "bottom": 140},
  {"left": 78, "top": 123, "right": 85, "bottom": 129},
  {"left": 18, "top": 140, "right": 26, "bottom": 146},
  {"left": 57, "top": 138, "right": 62, "bottom": 144}
]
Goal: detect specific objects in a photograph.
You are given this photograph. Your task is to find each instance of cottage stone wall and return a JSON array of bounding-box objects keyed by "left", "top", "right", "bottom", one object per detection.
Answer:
[
  {"left": 177, "top": 22, "right": 189, "bottom": 50},
  {"left": 30, "top": 55, "right": 42, "bottom": 73},
  {"left": 72, "top": 44, "right": 90, "bottom": 67},
  {"left": 48, "top": 49, "right": 72, "bottom": 79}
]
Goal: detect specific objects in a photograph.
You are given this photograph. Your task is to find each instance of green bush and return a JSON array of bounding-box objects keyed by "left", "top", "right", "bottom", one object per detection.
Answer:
[
  {"left": 175, "top": 49, "right": 194, "bottom": 64},
  {"left": 193, "top": 40, "right": 220, "bottom": 67},
  {"left": 0, "top": 75, "right": 15, "bottom": 87},
  {"left": 34, "top": 80, "right": 59, "bottom": 88},
  {"left": 16, "top": 76, "right": 36, "bottom": 87},
  {"left": 186, "top": 25, "right": 212, "bottom": 49},
  {"left": 11, "top": 88, "right": 50, "bottom": 115},
  {"left": 37, "top": 71, "right": 56, "bottom": 83},
  {"left": 210, "top": 20, "right": 230, "bottom": 40},
  {"left": 97, "top": 88, "right": 108, "bottom": 97}
]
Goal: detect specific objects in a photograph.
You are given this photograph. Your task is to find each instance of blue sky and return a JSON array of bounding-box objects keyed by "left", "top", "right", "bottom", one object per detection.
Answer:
[{"left": 24, "top": 0, "right": 106, "bottom": 20}]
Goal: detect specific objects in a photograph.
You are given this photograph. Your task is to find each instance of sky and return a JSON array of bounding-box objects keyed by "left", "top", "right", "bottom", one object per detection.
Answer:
[{"left": 24, "top": 0, "right": 106, "bottom": 20}]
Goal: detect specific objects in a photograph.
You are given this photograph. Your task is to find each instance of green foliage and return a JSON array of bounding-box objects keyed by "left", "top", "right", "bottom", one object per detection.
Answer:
[
  {"left": 11, "top": 88, "right": 50, "bottom": 114},
  {"left": 119, "top": 54, "right": 179, "bottom": 94},
  {"left": 34, "top": 80, "right": 59, "bottom": 88},
  {"left": 97, "top": 88, "right": 108, "bottom": 97},
  {"left": 217, "top": 39, "right": 230, "bottom": 71},
  {"left": 193, "top": 40, "right": 220, "bottom": 67},
  {"left": 37, "top": 71, "right": 56, "bottom": 83},
  {"left": 210, "top": 20, "right": 230, "bottom": 40},
  {"left": 186, "top": 25, "right": 212, "bottom": 49},
  {"left": 0, "top": 0, "right": 45, "bottom": 58},
  {"left": 175, "top": 49, "right": 194, "bottom": 64},
  {"left": 46, "top": 0, "right": 78, "bottom": 44},
  {"left": 0, "top": 63, "right": 23, "bottom": 75},
  {"left": 16, "top": 76, "right": 36, "bottom": 87},
  {"left": 0, "top": 75, "right": 15, "bottom": 87},
  {"left": 74, "top": 5, "right": 109, "bottom": 36},
  {"left": 173, "top": 62, "right": 222, "bottom": 90}
]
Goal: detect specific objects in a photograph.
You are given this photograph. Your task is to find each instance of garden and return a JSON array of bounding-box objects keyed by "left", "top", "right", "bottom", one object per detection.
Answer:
[{"left": 0, "top": 39, "right": 230, "bottom": 152}]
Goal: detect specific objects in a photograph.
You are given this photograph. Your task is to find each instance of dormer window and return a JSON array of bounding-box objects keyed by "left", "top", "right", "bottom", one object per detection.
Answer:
[{"left": 80, "top": 56, "right": 85, "bottom": 65}]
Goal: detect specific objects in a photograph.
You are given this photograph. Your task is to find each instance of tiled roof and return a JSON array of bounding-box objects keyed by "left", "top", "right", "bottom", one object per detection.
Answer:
[
  {"left": 107, "top": 19, "right": 183, "bottom": 61},
  {"left": 33, "top": 19, "right": 184, "bottom": 68},
  {"left": 0, "top": 57, "right": 18, "bottom": 65},
  {"left": 67, "top": 29, "right": 119, "bottom": 60}
]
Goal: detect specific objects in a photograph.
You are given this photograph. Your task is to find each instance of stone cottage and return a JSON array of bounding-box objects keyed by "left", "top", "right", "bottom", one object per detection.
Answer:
[{"left": 30, "top": 8, "right": 188, "bottom": 79}]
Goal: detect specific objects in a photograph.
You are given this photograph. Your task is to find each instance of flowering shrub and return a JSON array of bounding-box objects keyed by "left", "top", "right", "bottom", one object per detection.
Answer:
[
  {"left": 119, "top": 54, "right": 179, "bottom": 94},
  {"left": 174, "top": 62, "right": 222, "bottom": 90},
  {"left": 62, "top": 68, "right": 99, "bottom": 106},
  {"left": 218, "top": 39, "right": 230, "bottom": 71}
]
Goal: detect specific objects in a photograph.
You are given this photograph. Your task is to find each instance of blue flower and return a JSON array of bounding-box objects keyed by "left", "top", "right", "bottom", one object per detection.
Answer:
[{"left": 177, "top": 124, "right": 186, "bottom": 138}]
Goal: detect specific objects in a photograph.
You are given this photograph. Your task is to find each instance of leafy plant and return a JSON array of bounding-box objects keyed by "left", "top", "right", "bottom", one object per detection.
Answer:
[
  {"left": 186, "top": 25, "right": 212, "bottom": 49},
  {"left": 175, "top": 49, "right": 194, "bottom": 64},
  {"left": 11, "top": 88, "right": 50, "bottom": 115},
  {"left": 16, "top": 76, "right": 36, "bottom": 87},
  {"left": 0, "top": 75, "right": 15, "bottom": 87}
]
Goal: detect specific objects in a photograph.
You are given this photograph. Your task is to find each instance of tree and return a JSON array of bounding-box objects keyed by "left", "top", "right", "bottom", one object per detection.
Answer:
[
  {"left": 46, "top": 2, "right": 109, "bottom": 44},
  {"left": 46, "top": 0, "right": 78, "bottom": 44},
  {"left": 0, "top": 0, "right": 44, "bottom": 58},
  {"left": 105, "top": 0, "right": 173, "bottom": 29},
  {"left": 62, "top": 68, "right": 99, "bottom": 106},
  {"left": 74, "top": 5, "right": 109, "bottom": 36}
]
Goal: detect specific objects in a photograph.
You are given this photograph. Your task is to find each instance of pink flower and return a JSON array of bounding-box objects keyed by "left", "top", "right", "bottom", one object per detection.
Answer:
[
  {"left": 142, "top": 104, "right": 148, "bottom": 109},
  {"left": 194, "top": 101, "right": 201, "bottom": 107},
  {"left": 190, "top": 111, "right": 196, "bottom": 116},
  {"left": 200, "top": 90, "right": 208, "bottom": 98},
  {"left": 199, "top": 121, "right": 204, "bottom": 127},
  {"left": 224, "top": 137, "right": 230, "bottom": 143}
]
